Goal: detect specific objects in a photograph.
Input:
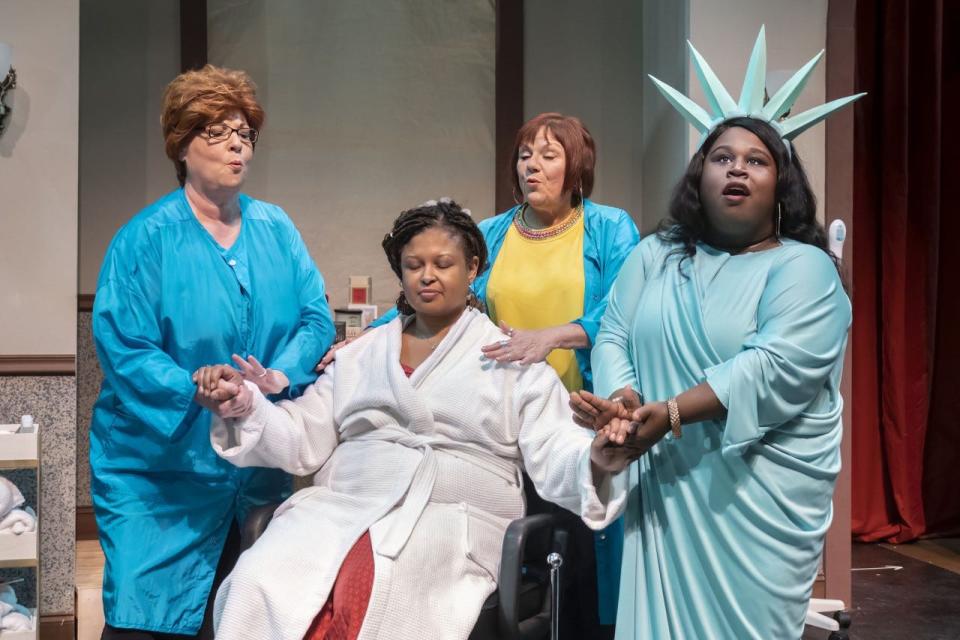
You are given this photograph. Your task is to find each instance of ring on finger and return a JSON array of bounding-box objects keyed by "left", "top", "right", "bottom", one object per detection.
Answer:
[{"left": 498, "top": 339, "right": 510, "bottom": 348}]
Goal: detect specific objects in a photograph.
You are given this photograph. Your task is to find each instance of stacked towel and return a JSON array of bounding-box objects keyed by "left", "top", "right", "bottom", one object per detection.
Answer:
[
  {"left": 0, "top": 584, "right": 33, "bottom": 632},
  {"left": 0, "top": 476, "right": 36, "bottom": 535}
]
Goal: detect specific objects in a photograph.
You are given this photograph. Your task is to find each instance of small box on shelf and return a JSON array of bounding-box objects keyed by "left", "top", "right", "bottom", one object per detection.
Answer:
[{"left": 0, "top": 425, "right": 38, "bottom": 465}]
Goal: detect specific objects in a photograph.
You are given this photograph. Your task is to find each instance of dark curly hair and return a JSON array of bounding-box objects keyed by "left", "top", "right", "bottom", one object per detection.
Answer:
[
  {"left": 657, "top": 116, "right": 838, "bottom": 273},
  {"left": 382, "top": 199, "right": 488, "bottom": 315}
]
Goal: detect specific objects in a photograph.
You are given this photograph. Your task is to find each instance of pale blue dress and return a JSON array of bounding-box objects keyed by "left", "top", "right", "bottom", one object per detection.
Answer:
[{"left": 592, "top": 234, "right": 851, "bottom": 639}]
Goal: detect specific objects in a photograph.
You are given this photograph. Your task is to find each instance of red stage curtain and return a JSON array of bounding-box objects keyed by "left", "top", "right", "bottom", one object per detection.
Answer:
[{"left": 851, "top": 0, "right": 960, "bottom": 542}]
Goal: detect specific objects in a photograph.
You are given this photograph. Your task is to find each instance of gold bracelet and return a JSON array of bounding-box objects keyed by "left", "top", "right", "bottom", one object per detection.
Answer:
[{"left": 666, "top": 398, "right": 682, "bottom": 439}]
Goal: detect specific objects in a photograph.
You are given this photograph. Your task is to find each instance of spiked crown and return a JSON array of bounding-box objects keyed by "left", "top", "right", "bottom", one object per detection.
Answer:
[{"left": 649, "top": 26, "right": 865, "bottom": 151}]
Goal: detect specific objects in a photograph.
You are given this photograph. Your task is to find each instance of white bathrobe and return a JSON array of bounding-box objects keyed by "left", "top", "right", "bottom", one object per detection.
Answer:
[{"left": 211, "top": 308, "right": 627, "bottom": 640}]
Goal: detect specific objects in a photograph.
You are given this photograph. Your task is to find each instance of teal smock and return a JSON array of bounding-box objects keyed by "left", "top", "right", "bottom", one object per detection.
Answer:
[
  {"left": 593, "top": 235, "right": 850, "bottom": 639},
  {"left": 90, "top": 189, "right": 335, "bottom": 634},
  {"left": 374, "top": 198, "right": 639, "bottom": 623}
]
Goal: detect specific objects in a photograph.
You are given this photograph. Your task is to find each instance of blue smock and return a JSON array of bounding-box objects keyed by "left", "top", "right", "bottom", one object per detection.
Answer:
[
  {"left": 90, "top": 189, "right": 335, "bottom": 634},
  {"left": 374, "top": 198, "right": 639, "bottom": 623},
  {"left": 593, "top": 236, "right": 850, "bottom": 639}
]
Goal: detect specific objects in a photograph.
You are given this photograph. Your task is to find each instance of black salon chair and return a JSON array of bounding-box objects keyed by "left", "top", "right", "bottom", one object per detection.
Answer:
[{"left": 241, "top": 478, "right": 568, "bottom": 640}]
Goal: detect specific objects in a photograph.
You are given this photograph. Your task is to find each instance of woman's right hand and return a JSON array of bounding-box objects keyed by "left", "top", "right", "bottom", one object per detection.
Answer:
[
  {"left": 315, "top": 336, "right": 358, "bottom": 372},
  {"left": 569, "top": 386, "right": 641, "bottom": 432}
]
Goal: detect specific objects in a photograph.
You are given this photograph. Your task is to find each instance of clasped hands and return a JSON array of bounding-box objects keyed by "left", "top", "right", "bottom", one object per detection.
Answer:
[
  {"left": 193, "top": 355, "right": 288, "bottom": 418},
  {"left": 572, "top": 386, "right": 672, "bottom": 473}
]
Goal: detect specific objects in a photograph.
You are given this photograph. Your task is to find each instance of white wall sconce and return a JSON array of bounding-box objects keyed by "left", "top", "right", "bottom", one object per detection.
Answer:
[{"left": 0, "top": 43, "right": 16, "bottom": 137}]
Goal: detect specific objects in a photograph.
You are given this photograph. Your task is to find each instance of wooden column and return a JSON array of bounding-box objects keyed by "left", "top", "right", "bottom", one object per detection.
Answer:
[
  {"left": 495, "top": 0, "right": 524, "bottom": 213},
  {"left": 180, "top": 0, "right": 208, "bottom": 72},
  {"left": 823, "top": 0, "right": 857, "bottom": 607}
]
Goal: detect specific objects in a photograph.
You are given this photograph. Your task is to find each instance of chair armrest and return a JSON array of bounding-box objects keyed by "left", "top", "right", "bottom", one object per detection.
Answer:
[
  {"left": 497, "top": 512, "right": 558, "bottom": 640},
  {"left": 240, "top": 502, "right": 282, "bottom": 552}
]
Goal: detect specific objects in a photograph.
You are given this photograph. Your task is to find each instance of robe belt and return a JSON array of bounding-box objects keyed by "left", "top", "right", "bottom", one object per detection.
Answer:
[{"left": 351, "top": 429, "right": 519, "bottom": 559}]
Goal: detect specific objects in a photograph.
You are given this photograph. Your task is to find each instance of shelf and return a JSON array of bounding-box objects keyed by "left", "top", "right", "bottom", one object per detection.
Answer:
[
  {"left": 0, "top": 426, "right": 39, "bottom": 465},
  {"left": 0, "top": 608, "right": 37, "bottom": 639},
  {"left": 0, "top": 530, "right": 38, "bottom": 567}
]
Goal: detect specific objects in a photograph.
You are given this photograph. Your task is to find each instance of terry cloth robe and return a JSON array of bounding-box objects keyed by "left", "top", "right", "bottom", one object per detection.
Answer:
[
  {"left": 371, "top": 200, "right": 640, "bottom": 622},
  {"left": 211, "top": 307, "right": 627, "bottom": 640},
  {"left": 593, "top": 236, "right": 851, "bottom": 640}
]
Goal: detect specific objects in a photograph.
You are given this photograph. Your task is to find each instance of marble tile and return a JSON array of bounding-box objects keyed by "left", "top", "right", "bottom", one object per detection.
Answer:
[
  {"left": 0, "top": 375, "right": 76, "bottom": 615},
  {"left": 77, "top": 311, "right": 99, "bottom": 508}
]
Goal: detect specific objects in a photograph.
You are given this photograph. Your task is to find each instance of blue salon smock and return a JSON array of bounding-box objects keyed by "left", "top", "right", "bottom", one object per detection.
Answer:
[
  {"left": 90, "top": 189, "right": 335, "bottom": 634},
  {"left": 594, "top": 236, "right": 850, "bottom": 639},
  {"left": 374, "top": 198, "right": 639, "bottom": 623}
]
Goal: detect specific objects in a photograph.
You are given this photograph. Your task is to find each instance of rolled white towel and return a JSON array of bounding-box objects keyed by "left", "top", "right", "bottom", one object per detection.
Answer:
[
  {"left": 0, "top": 506, "right": 36, "bottom": 534},
  {"left": 0, "top": 477, "right": 25, "bottom": 518},
  {"left": 0, "top": 610, "right": 33, "bottom": 631}
]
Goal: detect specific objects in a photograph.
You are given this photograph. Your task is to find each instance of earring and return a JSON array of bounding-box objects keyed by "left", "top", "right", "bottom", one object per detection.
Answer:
[{"left": 776, "top": 202, "right": 783, "bottom": 238}]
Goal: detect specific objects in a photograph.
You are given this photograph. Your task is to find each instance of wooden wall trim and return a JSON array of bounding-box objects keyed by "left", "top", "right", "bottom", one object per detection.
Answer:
[
  {"left": 0, "top": 355, "right": 76, "bottom": 376},
  {"left": 39, "top": 614, "right": 75, "bottom": 640},
  {"left": 77, "top": 505, "right": 99, "bottom": 541},
  {"left": 494, "top": 0, "right": 524, "bottom": 213},
  {"left": 78, "top": 294, "right": 95, "bottom": 312}
]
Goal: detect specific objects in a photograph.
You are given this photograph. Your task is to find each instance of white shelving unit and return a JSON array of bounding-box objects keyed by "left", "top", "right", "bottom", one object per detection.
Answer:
[{"left": 0, "top": 423, "right": 40, "bottom": 640}]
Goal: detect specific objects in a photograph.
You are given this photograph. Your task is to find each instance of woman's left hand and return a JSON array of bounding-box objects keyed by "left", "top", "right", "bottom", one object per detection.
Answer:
[
  {"left": 192, "top": 365, "right": 254, "bottom": 418},
  {"left": 481, "top": 322, "right": 556, "bottom": 365},
  {"left": 231, "top": 354, "right": 289, "bottom": 395}
]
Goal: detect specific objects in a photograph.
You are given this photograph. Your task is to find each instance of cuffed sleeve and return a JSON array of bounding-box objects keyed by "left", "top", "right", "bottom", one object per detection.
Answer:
[{"left": 704, "top": 247, "right": 851, "bottom": 457}]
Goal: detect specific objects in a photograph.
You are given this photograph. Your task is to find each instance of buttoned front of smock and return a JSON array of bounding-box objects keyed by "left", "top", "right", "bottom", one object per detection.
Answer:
[{"left": 90, "top": 189, "right": 335, "bottom": 635}]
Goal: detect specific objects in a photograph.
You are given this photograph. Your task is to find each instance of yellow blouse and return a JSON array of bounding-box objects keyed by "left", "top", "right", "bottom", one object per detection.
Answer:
[{"left": 486, "top": 212, "right": 586, "bottom": 391}]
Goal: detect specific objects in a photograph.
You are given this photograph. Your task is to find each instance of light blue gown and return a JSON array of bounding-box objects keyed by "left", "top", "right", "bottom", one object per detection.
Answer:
[
  {"left": 90, "top": 189, "right": 335, "bottom": 634},
  {"left": 593, "top": 235, "right": 850, "bottom": 640}
]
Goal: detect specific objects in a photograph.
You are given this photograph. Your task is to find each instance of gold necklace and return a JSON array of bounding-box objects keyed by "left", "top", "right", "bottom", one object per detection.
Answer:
[{"left": 514, "top": 203, "right": 583, "bottom": 240}]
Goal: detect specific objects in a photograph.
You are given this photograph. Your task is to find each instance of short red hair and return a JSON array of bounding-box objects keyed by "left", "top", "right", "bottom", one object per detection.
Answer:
[
  {"left": 160, "top": 64, "right": 265, "bottom": 186},
  {"left": 510, "top": 113, "right": 596, "bottom": 205}
]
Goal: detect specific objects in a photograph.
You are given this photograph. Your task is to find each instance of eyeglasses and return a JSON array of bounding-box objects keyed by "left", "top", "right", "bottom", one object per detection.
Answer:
[{"left": 201, "top": 123, "right": 259, "bottom": 144}]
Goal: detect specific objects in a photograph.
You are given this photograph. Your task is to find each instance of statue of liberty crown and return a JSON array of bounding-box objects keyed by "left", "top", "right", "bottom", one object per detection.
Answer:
[{"left": 649, "top": 25, "right": 865, "bottom": 152}]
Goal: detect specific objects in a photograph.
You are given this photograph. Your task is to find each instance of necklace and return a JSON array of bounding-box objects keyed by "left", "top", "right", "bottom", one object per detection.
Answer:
[{"left": 513, "top": 203, "right": 583, "bottom": 240}]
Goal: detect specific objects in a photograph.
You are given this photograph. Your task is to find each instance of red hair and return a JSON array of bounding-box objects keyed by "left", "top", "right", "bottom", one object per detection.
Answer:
[
  {"left": 510, "top": 112, "right": 596, "bottom": 205},
  {"left": 160, "top": 64, "right": 265, "bottom": 186}
]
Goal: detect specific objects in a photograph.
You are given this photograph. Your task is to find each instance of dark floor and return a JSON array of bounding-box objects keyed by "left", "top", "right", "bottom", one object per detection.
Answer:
[{"left": 802, "top": 543, "right": 960, "bottom": 640}]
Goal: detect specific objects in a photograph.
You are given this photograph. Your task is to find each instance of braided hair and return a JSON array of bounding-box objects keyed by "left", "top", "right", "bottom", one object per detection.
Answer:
[{"left": 382, "top": 198, "right": 488, "bottom": 315}]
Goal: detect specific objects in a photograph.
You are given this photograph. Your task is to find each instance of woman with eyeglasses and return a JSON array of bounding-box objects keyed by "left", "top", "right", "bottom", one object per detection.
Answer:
[{"left": 90, "top": 64, "right": 335, "bottom": 640}]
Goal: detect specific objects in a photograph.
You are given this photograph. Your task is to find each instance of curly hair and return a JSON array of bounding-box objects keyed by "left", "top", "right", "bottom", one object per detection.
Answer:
[
  {"left": 510, "top": 112, "right": 596, "bottom": 206},
  {"left": 657, "top": 116, "right": 837, "bottom": 273},
  {"left": 160, "top": 64, "right": 265, "bottom": 186},
  {"left": 382, "top": 199, "right": 488, "bottom": 315}
]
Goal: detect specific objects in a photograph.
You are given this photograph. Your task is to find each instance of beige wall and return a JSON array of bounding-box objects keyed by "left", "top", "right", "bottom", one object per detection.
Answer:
[
  {"left": 207, "top": 0, "right": 496, "bottom": 311},
  {"left": 0, "top": 0, "right": 79, "bottom": 355},
  {"left": 523, "top": 0, "right": 689, "bottom": 234},
  {"left": 689, "top": 0, "right": 828, "bottom": 221},
  {"left": 78, "top": 0, "right": 180, "bottom": 294}
]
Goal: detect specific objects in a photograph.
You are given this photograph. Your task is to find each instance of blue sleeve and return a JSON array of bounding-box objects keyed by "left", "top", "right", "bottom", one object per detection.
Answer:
[
  {"left": 92, "top": 247, "right": 197, "bottom": 441},
  {"left": 369, "top": 306, "right": 399, "bottom": 328},
  {"left": 572, "top": 211, "right": 641, "bottom": 345},
  {"left": 590, "top": 243, "right": 647, "bottom": 398},
  {"left": 269, "top": 230, "right": 336, "bottom": 398},
  {"left": 704, "top": 249, "right": 851, "bottom": 457}
]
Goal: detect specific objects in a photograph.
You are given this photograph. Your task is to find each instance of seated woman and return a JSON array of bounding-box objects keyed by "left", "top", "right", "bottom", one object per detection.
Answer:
[{"left": 193, "top": 199, "right": 632, "bottom": 640}]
